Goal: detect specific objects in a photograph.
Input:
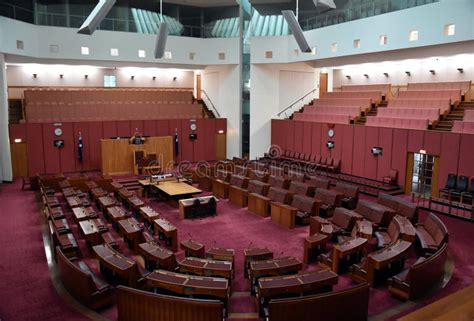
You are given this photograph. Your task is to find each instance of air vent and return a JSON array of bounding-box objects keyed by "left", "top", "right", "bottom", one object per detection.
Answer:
[
  {"left": 189, "top": 52, "right": 196, "bottom": 60},
  {"left": 218, "top": 52, "right": 225, "bottom": 60},
  {"left": 16, "top": 40, "right": 24, "bottom": 50},
  {"left": 50, "top": 45, "right": 59, "bottom": 53},
  {"left": 265, "top": 51, "right": 273, "bottom": 59},
  {"left": 164, "top": 51, "right": 172, "bottom": 59}
]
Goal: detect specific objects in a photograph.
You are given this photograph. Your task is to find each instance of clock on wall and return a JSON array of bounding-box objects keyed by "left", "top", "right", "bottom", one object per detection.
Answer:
[
  {"left": 328, "top": 129, "right": 335, "bottom": 138},
  {"left": 190, "top": 123, "right": 197, "bottom": 131},
  {"left": 54, "top": 128, "right": 63, "bottom": 137}
]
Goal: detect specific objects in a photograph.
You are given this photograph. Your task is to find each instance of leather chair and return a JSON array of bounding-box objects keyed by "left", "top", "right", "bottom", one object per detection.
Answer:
[
  {"left": 439, "top": 173, "right": 457, "bottom": 198},
  {"left": 333, "top": 182, "right": 359, "bottom": 210},
  {"left": 307, "top": 176, "right": 330, "bottom": 190},
  {"left": 449, "top": 175, "right": 469, "bottom": 200},
  {"left": 460, "top": 178, "right": 474, "bottom": 204},
  {"left": 383, "top": 169, "right": 398, "bottom": 185},
  {"left": 415, "top": 213, "right": 448, "bottom": 255},
  {"left": 290, "top": 194, "right": 320, "bottom": 225},
  {"left": 327, "top": 208, "right": 361, "bottom": 240},
  {"left": 289, "top": 181, "right": 315, "bottom": 197},
  {"left": 314, "top": 188, "right": 342, "bottom": 217},
  {"left": 268, "top": 175, "right": 290, "bottom": 190},
  {"left": 374, "top": 219, "right": 401, "bottom": 248}
]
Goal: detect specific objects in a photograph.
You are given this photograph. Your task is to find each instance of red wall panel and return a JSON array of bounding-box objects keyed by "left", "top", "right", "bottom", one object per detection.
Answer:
[
  {"left": 168, "top": 120, "right": 182, "bottom": 163},
  {"left": 103, "top": 121, "right": 117, "bottom": 138},
  {"left": 180, "top": 119, "right": 194, "bottom": 162},
  {"left": 58, "top": 123, "right": 76, "bottom": 173},
  {"left": 271, "top": 120, "right": 285, "bottom": 150},
  {"left": 143, "top": 120, "right": 157, "bottom": 137},
  {"left": 363, "top": 127, "right": 379, "bottom": 180},
  {"left": 130, "top": 121, "right": 145, "bottom": 136},
  {"left": 311, "top": 123, "right": 322, "bottom": 156},
  {"left": 9, "top": 124, "right": 27, "bottom": 142},
  {"left": 204, "top": 119, "right": 216, "bottom": 161},
  {"left": 376, "top": 128, "right": 393, "bottom": 181},
  {"left": 73, "top": 123, "right": 90, "bottom": 171},
  {"left": 215, "top": 119, "right": 227, "bottom": 134},
  {"left": 302, "top": 122, "right": 312, "bottom": 154},
  {"left": 439, "top": 133, "right": 460, "bottom": 189},
  {"left": 352, "top": 126, "right": 366, "bottom": 177},
  {"left": 320, "top": 125, "right": 331, "bottom": 159},
  {"left": 88, "top": 122, "right": 103, "bottom": 170},
  {"left": 457, "top": 135, "right": 473, "bottom": 176},
  {"left": 26, "top": 124, "right": 45, "bottom": 175},
  {"left": 42, "top": 124, "right": 61, "bottom": 174},
  {"left": 285, "top": 121, "right": 295, "bottom": 151},
  {"left": 193, "top": 119, "right": 206, "bottom": 162},
  {"left": 407, "top": 130, "right": 424, "bottom": 153},
  {"left": 117, "top": 121, "right": 131, "bottom": 137},
  {"left": 293, "top": 121, "right": 304, "bottom": 153},
  {"left": 156, "top": 120, "right": 170, "bottom": 137},
  {"left": 340, "top": 125, "right": 354, "bottom": 174},
  {"left": 391, "top": 129, "right": 409, "bottom": 187},
  {"left": 423, "top": 131, "right": 442, "bottom": 156},
  {"left": 330, "top": 124, "right": 344, "bottom": 161}
]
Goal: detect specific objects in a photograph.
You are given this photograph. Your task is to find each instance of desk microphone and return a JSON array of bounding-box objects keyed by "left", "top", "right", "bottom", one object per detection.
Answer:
[
  {"left": 188, "top": 233, "right": 193, "bottom": 241},
  {"left": 213, "top": 240, "right": 217, "bottom": 248},
  {"left": 247, "top": 242, "right": 253, "bottom": 249},
  {"left": 278, "top": 251, "right": 285, "bottom": 258}
]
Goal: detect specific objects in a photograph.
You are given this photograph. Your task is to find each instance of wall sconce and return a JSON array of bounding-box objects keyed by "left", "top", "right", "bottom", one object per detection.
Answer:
[
  {"left": 173, "top": 76, "right": 177, "bottom": 81},
  {"left": 405, "top": 71, "right": 411, "bottom": 76},
  {"left": 59, "top": 74, "right": 64, "bottom": 79},
  {"left": 429, "top": 70, "right": 436, "bottom": 75},
  {"left": 345, "top": 75, "right": 351, "bottom": 79},
  {"left": 419, "top": 149, "right": 427, "bottom": 155},
  {"left": 33, "top": 73, "right": 37, "bottom": 78},
  {"left": 14, "top": 138, "right": 22, "bottom": 143},
  {"left": 131, "top": 75, "right": 135, "bottom": 80},
  {"left": 84, "top": 75, "right": 88, "bottom": 79},
  {"left": 152, "top": 76, "right": 156, "bottom": 80},
  {"left": 326, "top": 141, "right": 335, "bottom": 149},
  {"left": 383, "top": 73, "right": 389, "bottom": 77},
  {"left": 363, "top": 74, "right": 369, "bottom": 78},
  {"left": 457, "top": 68, "right": 464, "bottom": 73},
  {"left": 218, "top": 130, "right": 224, "bottom": 134}
]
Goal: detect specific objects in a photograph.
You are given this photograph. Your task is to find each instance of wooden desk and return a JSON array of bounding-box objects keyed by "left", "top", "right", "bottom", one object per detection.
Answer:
[
  {"left": 153, "top": 180, "right": 202, "bottom": 201},
  {"left": 179, "top": 257, "right": 233, "bottom": 279},
  {"left": 331, "top": 237, "right": 368, "bottom": 273},
  {"left": 85, "top": 180, "right": 99, "bottom": 191},
  {"left": 106, "top": 206, "right": 129, "bottom": 228},
  {"left": 79, "top": 220, "right": 101, "bottom": 246},
  {"left": 249, "top": 257, "right": 303, "bottom": 292},
  {"left": 309, "top": 216, "right": 334, "bottom": 236},
  {"left": 181, "top": 239, "right": 205, "bottom": 258},
  {"left": 110, "top": 182, "right": 124, "bottom": 195},
  {"left": 206, "top": 248, "right": 235, "bottom": 265},
  {"left": 53, "top": 218, "right": 71, "bottom": 234},
  {"left": 356, "top": 220, "right": 373, "bottom": 240},
  {"left": 90, "top": 187, "right": 108, "bottom": 200},
  {"left": 179, "top": 196, "right": 217, "bottom": 219},
  {"left": 212, "top": 179, "right": 230, "bottom": 199},
  {"left": 72, "top": 206, "right": 98, "bottom": 222},
  {"left": 271, "top": 202, "right": 296, "bottom": 229},
  {"left": 97, "top": 196, "right": 116, "bottom": 213},
  {"left": 256, "top": 269, "right": 338, "bottom": 315},
  {"left": 126, "top": 196, "right": 145, "bottom": 216},
  {"left": 244, "top": 248, "right": 273, "bottom": 278},
  {"left": 248, "top": 193, "right": 270, "bottom": 217},
  {"left": 48, "top": 206, "right": 65, "bottom": 220},
  {"left": 44, "top": 196, "right": 60, "bottom": 208},
  {"left": 154, "top": 218, "right": 178, "bottom": 252},
  {"left": 118, "top": 218, "right": 144, "bottom": 250},
  {"left": 394, "top": 215, "right": 416, "bottom": 243},
  {"left": 139, "top": 206, "right": 160, "bottom": 226},
  {"left": 304, "top": 233, "right": 329, "bottom": 264},
  {"left": 228, "top": 186, "right": 248, "bottom": 207},
  {"left": 118, "top": 188, "right": 134, "bottom": 203},
  {"left": 93, "top": 244, "right": 140, "bottom": 287},
  {"left": 66, "top": 196, "right": 90, "bottom": 209},
  {"left": 138, "top": 241, "right": 177, "bottom": 271},
  {"left": 146, "top": 270, "right": 230, "bottom": 303},
  {"left": 62, "top": 187, "right": 79, "bottom": 198}
]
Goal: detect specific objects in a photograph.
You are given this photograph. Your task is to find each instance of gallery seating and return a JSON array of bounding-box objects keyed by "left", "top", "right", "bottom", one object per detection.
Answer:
[
  {"left": 387, "top": 98, "right": 451, "bottom": 115},
  {"left": 366, "top": 117, "right": 429, "bottom": 130},
  {"left": 388, "top": 242, "right": 448, "bottom": 300},
  {"left": 415, "top": 213, "right": 449, "bottom": 254},
  {"left": 312, "top": 98, "right": 372, "bottom": 110},
  {"left": 303, "top": 106, "right": 364, "bottom": 120},
  {"left": 452, "top": 121, "right": 474, "bottom": 134},
  {"left": 464, "top": 109, "right": 474, "bottom": 121},
  {"left": 116, "top": 286, "right": 224, "bottom": 321},
  {"left": 333, "top": 182, "right": 359, "bottom": 210},
  {"left": 355, "top": 199, "right": 395, "bottom": 227},
  {"left": 383, "top": 169, "right": 398, "bottom": 186},
  {"left": 377, "top": 193, "right": 418, "bottom": 223},
  {"left": 265, "top": 283, "right": 370, "bottom": 321},
  {"left": 397, "top": 89, "right": 462, "bottom": 103},
  {"left": 323, "top": 90, "right": 383, "bottom": 103},
  {"left": 439, "top": 173, "right": 457, "bottom": 197},
  {"left": 56, "top": 248, "right": 114, "bottom": 310},
  {"left": 376, "top": 108, "right": 441, "bottom": 125},
  {"left": 341, "top": 83, "right": 391, "bottom": 96},
  {"left": 288, "top": 194, "right": 320, "bottom": 225},
  {"left": 407, "top": 81, "right": 471, "bottom": 98},
  {"left": 292, "top": 112, "right": 351, "bottom": 124},
  {"left": 313, "top": 188, "right": 342, "bottom": 217},
  {"left": 448, "top": 175, "right": 469, "bottom": 200}
]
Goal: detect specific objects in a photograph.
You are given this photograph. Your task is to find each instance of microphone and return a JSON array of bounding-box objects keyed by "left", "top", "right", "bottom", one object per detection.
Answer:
[
  {"left": 278, "top": 251, "right": 285, "bottom": 258},
  {"left": 247, "top": 242, "right": 253, "bottom": 249},
  {"left": 188, "top": 233, "right": 192, "bottom": 241},
  {"left": 213, "top": 240, "right": 217, "bottom": 249}
]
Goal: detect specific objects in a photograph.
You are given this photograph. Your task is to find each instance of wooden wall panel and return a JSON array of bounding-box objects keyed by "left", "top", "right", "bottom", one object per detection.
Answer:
[
  {"left": 302, "top": 122, "right": 312, "bottom": 155},
  {"left": 376, "top": 128, "right": 393, "bottom": 181},
  {"left": 180, "top": 119, "right": 194, "bottom": 162},
  {"left": 407, "top": 130, "right": 424, "bottom": 153},
  {"left": 391, "top": 129, "right": 409, "bottom": 187},
  {"left": 285, "top": 121, "right": 295, "bottom": 151},
  {"left": 10, "top": 143, "right": 28, "bottom": 178},
  {"left": 26, "top": 124, "right": 45, "bottom": 175},
  {"left": 423, "top": 131, "right": 442, "bottom": 156},
  {"left": 103, "top": 121, "right": 117, "bottom": 138},
  {"left": 156, "top": 120, "right": 169, "bottom": 137},
  {"left": 8, "top": 124, "right": 27, "bottom": 142},
  {"left": 58, "top": 123, "right": 76, "bottom": 173},
  {"left": 88, "top": 122, "right": 103, "bottom": 170},
  {"left": 143, "top": 120, "right": 157, "bottom": 137},
  {"left": 130, "top": 121, "right": 145, "bottom": 136},
  {"left": 364, "top": 126, "right": 379, "bottom": 180},
  {"left": 311, "top": 123, "right": 322, "bottom": 156},
  {"left": 340, "top": 125, "right": 354, "bottom": 174},
  {"left": 117, "top": 121, "right": 131, "bottom": 137},
  {"left": 194, "top": 119, "right": 206, "bottom": 162},
  {"left": 42, "top": 124, "right": 61, "bottom": 174},
  {"left": 330, "top": 124, "right": 344, "bottom": 161},
  {"left": 293, "top": 121, "right": 304, "bottom": 153},
  {"left": 456, "top": 134, "right": 474, "bottom": 177},
  {"left": 352, "top": 126, "right": 366, "bottom": 177},
  {"left": 101, "top": 137, "right": 173, "bottom": 175},
  {"left": 438, "top": 133, "right": 460, "bottom": 189},
  {"left": 204, "top": 119, "right": 216, "bottom": 161},
  {"left": 73, "top": 123, "right": 90, "bottom": 171}
]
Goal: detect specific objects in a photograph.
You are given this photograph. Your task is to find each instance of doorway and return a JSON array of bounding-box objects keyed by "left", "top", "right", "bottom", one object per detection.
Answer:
[
  {"left": 410, "top": 152, "right": 438, "bottom": 197},
  {"left": 196, "top": 74, "right": 201, "bottom": 100},
  {"left": 319, "top": 73, "right": 328, "bottom": 98}
]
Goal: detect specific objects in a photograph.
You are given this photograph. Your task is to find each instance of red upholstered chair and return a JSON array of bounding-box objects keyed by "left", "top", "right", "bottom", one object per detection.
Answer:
[{"left": 383, "top": 169, "right": 398, "bottom": 185}]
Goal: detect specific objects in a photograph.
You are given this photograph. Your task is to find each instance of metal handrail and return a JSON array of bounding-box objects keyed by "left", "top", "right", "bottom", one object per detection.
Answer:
[
  {"left": 277, "top": 88, "right": 318, "bottom": 118},
  {"left": 200, "top": 89, "right": 221, "bottom": 118}
]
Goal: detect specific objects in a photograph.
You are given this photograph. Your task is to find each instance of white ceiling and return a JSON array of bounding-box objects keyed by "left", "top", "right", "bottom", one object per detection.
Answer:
[{"left": 163, "top": 0, "right": 238, "bottom": 7}]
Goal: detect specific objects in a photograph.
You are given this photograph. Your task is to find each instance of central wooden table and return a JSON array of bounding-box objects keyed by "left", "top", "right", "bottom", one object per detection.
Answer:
[
  {"left": 143, "top": 179, "right": 202, "bottom": 202},
  {"left": 179, "top": 257, "right": 233, "bottom": 279}
]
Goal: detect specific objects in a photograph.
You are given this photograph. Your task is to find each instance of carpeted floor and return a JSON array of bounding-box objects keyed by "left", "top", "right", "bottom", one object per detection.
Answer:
[{"left": 0, "top": 178, "right": 473, "bottom": 321}]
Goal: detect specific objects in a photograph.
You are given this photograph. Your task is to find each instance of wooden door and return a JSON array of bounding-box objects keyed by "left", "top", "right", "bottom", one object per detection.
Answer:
[
  {"left": 319, "top": 73, "right": 328, "bottom": 98},
  {"left": 216, "top": 133, "right": 226, "bottom": 160},
  {"left": 431, "top": 157, "right": 440, "bottom": 197},
  {"left": 10, "top": 143, "right": 28, "bottom": 178},
  {"left": 196, "top": 74, "right": 202, "bottom": 100},
  {"left": 404, "top": 152, "right": 414, "bottom": 194}
]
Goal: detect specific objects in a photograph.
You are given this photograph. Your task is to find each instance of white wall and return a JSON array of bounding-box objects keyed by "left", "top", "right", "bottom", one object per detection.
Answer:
[
  {"left": 250, "top": 62, "right": 319, "bottom": 159},
  {"left": 251, "top": 0, "right": 474, "bottom": 64},
  {"left": 0, "top": 17, "right": 239, "bottom": 66},
  {"left": 201, "top": 64, "right": 241, "bottom": 159},
  {"left": 0, "top": 53, "right": 13, "bottom": 182}
]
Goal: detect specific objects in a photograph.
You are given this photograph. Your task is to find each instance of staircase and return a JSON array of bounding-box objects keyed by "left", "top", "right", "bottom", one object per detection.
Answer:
[
  {"left": 432, "top": 100, "right": 474, "bottom": 131},
  {"left": 8, "top": 99, "right": 23, "bottom": 124},
  {"left": 117, "top": 178, "right": 142, "bottom": 192},
  {"left": 197, "top": 98, "right": 216, "bottom": 119},
  {"left": 354, "top": 102, "right": 381, "bottom": 125}
]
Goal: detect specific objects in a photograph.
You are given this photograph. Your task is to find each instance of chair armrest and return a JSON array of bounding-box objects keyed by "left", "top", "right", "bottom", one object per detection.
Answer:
[{"left": 388, "top": 277, "right": 410, "bottom": 292}]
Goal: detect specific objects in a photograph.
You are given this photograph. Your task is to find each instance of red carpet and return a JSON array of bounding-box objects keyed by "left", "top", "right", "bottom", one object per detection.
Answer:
[{"left": 0, "top": 179, "right": 473, "bottom": 321}]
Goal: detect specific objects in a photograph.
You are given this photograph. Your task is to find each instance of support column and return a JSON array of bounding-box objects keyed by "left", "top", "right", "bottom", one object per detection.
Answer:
[{"left": 0, "top": 53, "right": 13, "bottom": 182}]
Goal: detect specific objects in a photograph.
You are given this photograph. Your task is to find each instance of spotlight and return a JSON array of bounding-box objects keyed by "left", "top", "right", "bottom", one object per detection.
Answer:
[
  {"left": 383, "top": 72, "right": 389, "bottom": 77},
  {"left": 33, "top": 73, "right": 37, "bottom": 78},
  {"left": 345, "top": 75, "right": 351, "bottom": 79},
  {"left": 429, "top": 70, "right": 436, "bottom": 75},
  {"left": 59, "top": 74, "right": 64, "bottom": 79},
  {"left": 326, "top": 141, "right": 335, "bottom": 149},
  {"left": 152, "top": 76, "right": 156, "bottom": 80},
  {"left": 457, "top": 68, "right": 464, "bottom": 73},
  {"left": 363, "top": 74, "right": 369, "bottom": 78},
  {"left": 405, "top": 71, "right": 411, "bottom": 76},
  {"left": 173, "top": 76, "right": 177, "bottom": 81},
  {"left": 84, "top": 75, "right": 89, "bottom": 79},
  {"left": 131, "top": 75, "right": 135, "bottom": 80}
]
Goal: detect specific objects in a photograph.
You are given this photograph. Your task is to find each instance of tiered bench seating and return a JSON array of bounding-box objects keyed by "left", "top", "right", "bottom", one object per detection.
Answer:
[
  {"left": 293, "top": 113, "right": 351, "bottom": 124},
  {"left": 366, "top": 117, "right": 429, "bottom": 130},
  {"left": 397, "top": 89, "right": 462, "bottom": 104},
  {"left": 452, "top": 121, "right": 474, "bottom": 134}
]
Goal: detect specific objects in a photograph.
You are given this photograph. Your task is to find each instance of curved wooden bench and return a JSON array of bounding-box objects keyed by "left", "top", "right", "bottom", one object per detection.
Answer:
[
  {"left": 415, "top": 213, "right": 449, "bottom": 254},
  {"left": 378, "top": 193, "right": 418, "bottom": 223},
  {"left": 117, "top": 285, "right": 224, "bottom": 321},
  {"left": 265, "top": 283, "right": 370, "bottom": 321}
]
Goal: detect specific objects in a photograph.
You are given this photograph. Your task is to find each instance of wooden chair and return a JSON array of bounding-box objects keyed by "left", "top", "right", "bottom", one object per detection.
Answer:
[{"left": 22, "top": 176, "right": 32, "bottom": 191}]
